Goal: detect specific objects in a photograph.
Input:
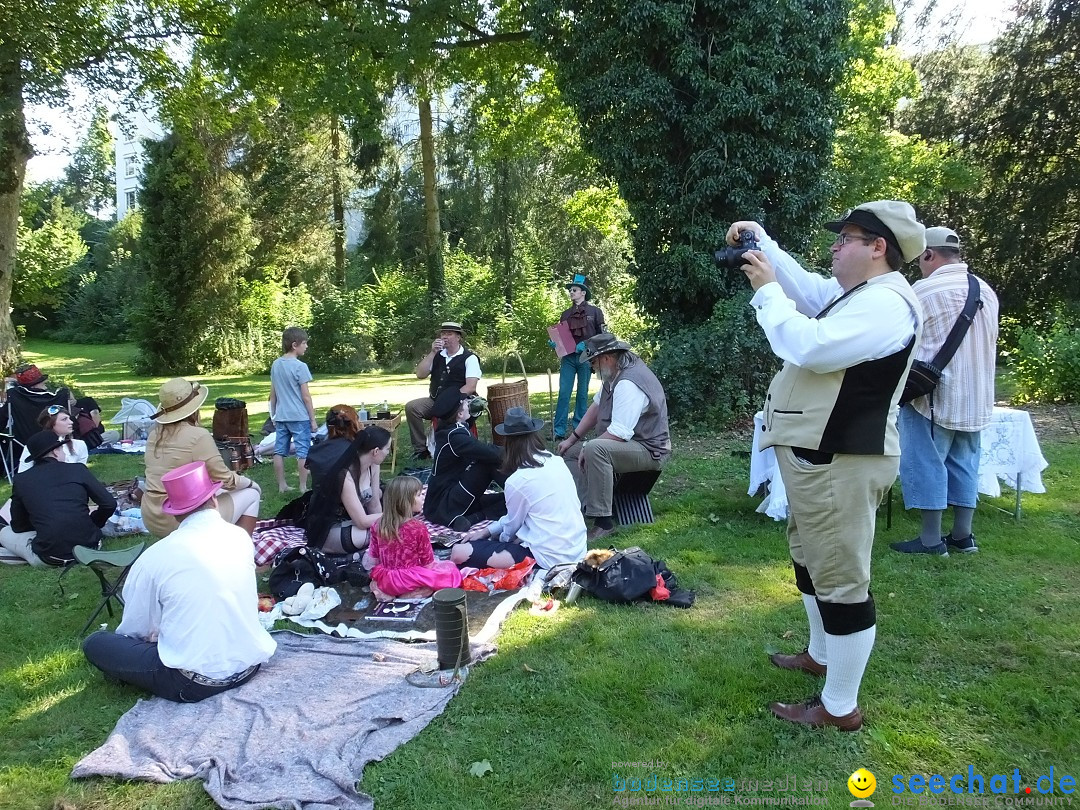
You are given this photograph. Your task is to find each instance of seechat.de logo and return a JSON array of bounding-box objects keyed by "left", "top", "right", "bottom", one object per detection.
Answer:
[{"left": 850, "top": 768, "right": 878, "bottom": 807}]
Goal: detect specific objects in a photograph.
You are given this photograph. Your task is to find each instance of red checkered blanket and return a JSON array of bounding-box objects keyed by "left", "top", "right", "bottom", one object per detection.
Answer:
[{"left": 251, "top": 485, "right": 493, "bottom": 566}]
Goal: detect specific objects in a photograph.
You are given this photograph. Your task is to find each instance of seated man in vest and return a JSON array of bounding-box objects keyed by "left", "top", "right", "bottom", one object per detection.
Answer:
[
  {"left": 404, "top": 321, "right": 482, "bottom": 461},
  {"left": 82, "top": 460, "right": 276, "bottom": 702},
  {"left": 556, "top": 333, "right": 671, "bottom": 542},
  {"left": 728, "top": 201, "right": 925, "bottom": 731},
  {"left": 0, "top": 431, "right": 117, "bottom": 566}
]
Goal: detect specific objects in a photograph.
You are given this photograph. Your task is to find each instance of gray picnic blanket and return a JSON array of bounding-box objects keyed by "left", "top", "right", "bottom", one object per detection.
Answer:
[{"left": 72, "top": 633, "right": 494, "bottom": 809}]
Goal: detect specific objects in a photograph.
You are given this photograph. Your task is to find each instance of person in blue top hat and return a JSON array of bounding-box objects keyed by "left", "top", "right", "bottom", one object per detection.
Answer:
[{"left": 553, "top": 274, "right": 606, "bottom": 440}]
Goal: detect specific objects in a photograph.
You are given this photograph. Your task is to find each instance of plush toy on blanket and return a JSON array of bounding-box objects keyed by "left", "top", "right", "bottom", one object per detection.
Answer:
[{"left": 366, "top": 476, "right": 462, "bottom": 602}]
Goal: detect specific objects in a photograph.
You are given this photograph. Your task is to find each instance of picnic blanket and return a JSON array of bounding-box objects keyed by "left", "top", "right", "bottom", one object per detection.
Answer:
[
  {"left": 251, "top": 485, "right": 494, "bottom": 567},
  {"left": 72, "top": 633, "right": 495, "bottom": 810},
  {"left": 264, "top": 569, "right": 542, "bottom": 642}
]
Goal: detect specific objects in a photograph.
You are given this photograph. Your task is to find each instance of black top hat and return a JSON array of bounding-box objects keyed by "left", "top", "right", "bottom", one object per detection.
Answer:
[
  {"left": 494, "top": 407, "right": 545, "bottom": 436},
  {"left": 565, "top": 273, "right": 591, "bottom": 300},
  {"left": 27, "top": 431, "right": 65, "bottom": 462},
  {"left": 431, "top": 387, "right": 469, "bottom": 421}
]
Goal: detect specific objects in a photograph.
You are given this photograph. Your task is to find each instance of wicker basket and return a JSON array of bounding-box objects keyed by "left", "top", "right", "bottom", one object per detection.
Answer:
[{"left": 487, "top": 354, "right": 530, "bottom": 446}]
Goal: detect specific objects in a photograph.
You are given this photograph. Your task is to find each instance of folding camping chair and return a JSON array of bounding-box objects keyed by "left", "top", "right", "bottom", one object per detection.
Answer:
[
  {"left": 3, "top": 385, "right": 70, "bottom": 479},
  {"left": 72, "top": 542, "right": 146, "bottom": 635}
]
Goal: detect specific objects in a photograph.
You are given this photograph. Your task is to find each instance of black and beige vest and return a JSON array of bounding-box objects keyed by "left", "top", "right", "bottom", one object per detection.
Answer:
[{"left": 759, "top": 272, "right": 922, "bottom": 457}]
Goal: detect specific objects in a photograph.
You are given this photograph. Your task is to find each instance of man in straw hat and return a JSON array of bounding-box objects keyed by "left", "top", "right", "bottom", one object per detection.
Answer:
[
  {"left": 83, "top": 460, "right": 275, "bottom": 701},
  {"left": 405, "top": 321, "right": 482, "bottom": 461},
  {"left": 891, "top": 225, "right": 998, "bottom": 557},
  {"left": 726, "top": 200, "right": 926, "bottom": 731},
  {"left": 0, "top": 431, "right": 116, "bottom": 566},
  {"left": 556, "top": 332, "right": 671, "bottom": 542}
]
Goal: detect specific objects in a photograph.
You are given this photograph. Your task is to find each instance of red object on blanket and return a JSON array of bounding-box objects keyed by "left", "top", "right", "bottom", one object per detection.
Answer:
[
  {"left": 462, "top": 557, "right": 536, "bottom": 593},
  {"left": 650, "top": 574, "right": 670, "bottom": 601}
]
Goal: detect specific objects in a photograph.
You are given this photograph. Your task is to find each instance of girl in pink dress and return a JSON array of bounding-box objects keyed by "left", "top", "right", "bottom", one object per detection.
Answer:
[{"left": 366, "top": 476, "right": 462, "bottom": 600}]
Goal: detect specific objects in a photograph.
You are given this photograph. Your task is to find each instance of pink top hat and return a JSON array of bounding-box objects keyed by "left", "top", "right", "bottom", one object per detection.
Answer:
[{"left": 161, "top": 460, "right": 224, "bottom": 515}]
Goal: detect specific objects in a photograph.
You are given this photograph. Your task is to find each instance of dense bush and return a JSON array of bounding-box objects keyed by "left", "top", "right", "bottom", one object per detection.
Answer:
[
  {"left": 651, "top": 291, "right": 777, "bottom": 428},
  {"left": 308, "top": 284, "right": 377, "bottom": 373},
  {"left": 1007, "top": 316, "right": 1080, "bottom": 404}
]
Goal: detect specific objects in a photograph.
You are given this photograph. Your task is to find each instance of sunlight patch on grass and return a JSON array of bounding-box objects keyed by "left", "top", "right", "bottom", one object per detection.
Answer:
[{"left": 11, "top": 684, "right": 85, "bottom": 723}]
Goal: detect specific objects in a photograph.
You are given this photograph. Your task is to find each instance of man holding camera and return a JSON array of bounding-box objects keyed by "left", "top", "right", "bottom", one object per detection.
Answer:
[
  {"left": 729, "top": 201, "right": 925, "bottom": 731},
  {"left": 891, "top": 226, "right": 999, "bottom": 556},
  {"left": 405, "top": 321, "right": 482, "bottom": 461}
]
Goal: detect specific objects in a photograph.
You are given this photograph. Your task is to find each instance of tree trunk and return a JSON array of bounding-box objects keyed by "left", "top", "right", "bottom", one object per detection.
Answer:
[
  {"left": 418, "top": 96, "right": 444, "bottom": 315},
  {"left": 495, "top": 158, "right": 514, "bottom": 305},
  {"left": 330, "top": 117, "right": 346, "bottom": 287},
  {"left": 0, "top": 57, "right": 31, "bottom": 370}
]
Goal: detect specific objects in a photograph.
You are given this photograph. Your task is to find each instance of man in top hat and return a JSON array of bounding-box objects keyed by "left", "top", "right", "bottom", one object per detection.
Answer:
[
  {"left": 0, "top": 431, "right": 117, "bottom": 566},
  {"left": 82, "top": 460, "right": 276, "bottom": 702},
  {"left": 556, "top": 332, "right": 671, "bottom": 541},
  {"left": 5, "top": 364, "right": 74, "bottom": 446},
  {"left": 727, "top": 200, "right": 925, "bottom": 731},
  {"left": 423, "top": 387, "right": 507, "bottom": 531},
  {"left": 405, "top": 321, "right": 483, "bottom": 460},
  {"left": 891, "top": 226, "right": 999, "bottom": 557},
  {"left": 553, "top": 274, "right": 607, "bottom": 441}
]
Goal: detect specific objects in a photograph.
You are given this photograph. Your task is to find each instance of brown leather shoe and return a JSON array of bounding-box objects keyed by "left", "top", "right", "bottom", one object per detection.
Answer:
[
  {"left": 770, "top": 649, "right": 826, "bottom": 677},
  {"left": 769, "top": 695, "right": 863, "bottom": 732}
]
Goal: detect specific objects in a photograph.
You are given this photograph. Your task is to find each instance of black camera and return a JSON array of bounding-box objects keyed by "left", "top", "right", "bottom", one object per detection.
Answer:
[{"left": 714, "top": 230, "right": 760, "bottom": 270}]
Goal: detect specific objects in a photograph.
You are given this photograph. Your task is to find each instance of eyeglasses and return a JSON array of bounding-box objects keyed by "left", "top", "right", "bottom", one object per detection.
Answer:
[
  {"left": 833, "top": 233, "right": 877, "bottom": 247},
  {"left": 47, "top": 405, "right": 65, "bottom": 416}
]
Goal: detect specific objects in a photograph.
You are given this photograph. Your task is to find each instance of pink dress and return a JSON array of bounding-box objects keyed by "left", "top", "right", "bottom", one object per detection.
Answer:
[{"left": 369, "top": 519, "right": 462, "bottom": 596}]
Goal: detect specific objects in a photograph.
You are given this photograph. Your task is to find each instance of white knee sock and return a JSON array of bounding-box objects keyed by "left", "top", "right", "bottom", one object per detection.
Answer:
[
  {"left": 802, "top": 594, "right": 827, "bottom": 665},
  {"left": 820, "top": 625, "right": 876, "bottom": 716}
]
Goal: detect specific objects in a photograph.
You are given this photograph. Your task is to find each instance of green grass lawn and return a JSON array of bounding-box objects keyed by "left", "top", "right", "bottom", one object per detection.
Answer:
[{"left": 1, "top": 341, "right": 1078, "bottom": 809}]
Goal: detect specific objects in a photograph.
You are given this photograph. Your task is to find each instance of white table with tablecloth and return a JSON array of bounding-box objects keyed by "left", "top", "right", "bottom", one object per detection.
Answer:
[{"left": 749, "top": 406, "right": 1049, "bottom": 521}]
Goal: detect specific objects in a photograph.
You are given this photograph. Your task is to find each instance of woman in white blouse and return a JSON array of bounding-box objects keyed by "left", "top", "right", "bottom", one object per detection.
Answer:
[
  {"left": 17, "top": 405, "right": 87, "bottom": 473},
  {"left": 454, "top": 407, "right": 587, "bottom": 570}
]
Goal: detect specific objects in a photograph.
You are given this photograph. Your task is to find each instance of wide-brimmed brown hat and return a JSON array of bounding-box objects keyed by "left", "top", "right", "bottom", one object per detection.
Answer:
[
  {"left": 494, "top": 407, "right": 544, "bottom": 436},
  {"left": 580, "top": 332, "right": 632, "bottom": 363},
  {"left": 153, "top": 378, "right": 210, "bottom": 424}
]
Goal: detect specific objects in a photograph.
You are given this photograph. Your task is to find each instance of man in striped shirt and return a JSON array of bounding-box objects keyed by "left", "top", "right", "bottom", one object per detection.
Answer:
[{"left": 891, "top": 227, "right": 1000, "bottom": 556}]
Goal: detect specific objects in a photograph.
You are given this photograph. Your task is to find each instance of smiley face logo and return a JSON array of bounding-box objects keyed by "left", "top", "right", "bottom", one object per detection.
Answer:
[{"left": 848, "top": 768, "right": 877, "bottom": 799}]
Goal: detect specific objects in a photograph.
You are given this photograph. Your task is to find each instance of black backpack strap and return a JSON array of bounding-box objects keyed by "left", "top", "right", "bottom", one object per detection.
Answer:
[{"left": 928, "top": 273, "right": 982, "bottom": 374}]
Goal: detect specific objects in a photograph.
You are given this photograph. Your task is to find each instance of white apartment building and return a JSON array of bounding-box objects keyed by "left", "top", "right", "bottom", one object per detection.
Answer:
[{"left": 113, "top": 109, "right": 164, "bottom": 220}]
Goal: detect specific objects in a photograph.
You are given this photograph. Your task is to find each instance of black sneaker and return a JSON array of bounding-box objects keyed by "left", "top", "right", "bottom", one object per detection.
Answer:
[
  {"left": 945, "top": 532, "right": 978, "bottom": 553},
  {"left": 890, "top": 537, "right": 949, "bottom": 556}
]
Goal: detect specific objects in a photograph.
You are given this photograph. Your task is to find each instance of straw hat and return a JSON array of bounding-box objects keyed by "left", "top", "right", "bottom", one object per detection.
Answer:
[{"left": 153, "top": 378, "right": 210, "bottom": 424}]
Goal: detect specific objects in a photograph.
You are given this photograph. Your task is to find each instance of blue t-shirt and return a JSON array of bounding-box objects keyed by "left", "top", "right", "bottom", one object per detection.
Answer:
[{"left": 270, "top": 355, "right": 313, "bottom": 422}]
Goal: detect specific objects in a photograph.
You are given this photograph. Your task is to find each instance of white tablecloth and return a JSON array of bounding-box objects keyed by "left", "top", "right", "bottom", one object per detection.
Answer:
[{"left": 748, "top": 406, "right": 1049, "bottom": 521}]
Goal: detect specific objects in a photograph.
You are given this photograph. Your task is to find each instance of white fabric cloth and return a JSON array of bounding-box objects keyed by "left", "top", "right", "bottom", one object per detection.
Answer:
[
  {"left": 591, "top": 378, "right": 648, "bottom": 440},
  {"left": 117, "top": 509, "right": 276, "bottom": 679},
  {"left": 750, "top": 234, "right": 918, "bottom": 372},
  {"left": 17, "top": 438, "right": 88, "bottom": 473},
  {"left": 909, "top": 263, "right": 999, "bottom": 431},
  {"left": 977, "top": 407, "right": 1049, "bottom": 497},
  {"left": 750, "top": 406, "right": 1050, "bottom": 519},
  {"left": 441, "top": 346, "right": 482, "bottom": 380},
  {"left": 483, "top": 453, "right": 587, "bottom": 569}
]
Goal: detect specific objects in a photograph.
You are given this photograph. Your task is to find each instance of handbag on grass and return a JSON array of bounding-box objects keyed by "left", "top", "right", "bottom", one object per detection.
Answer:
[{"left": 899, "top": 273, "right": 982, "bottom": 406}]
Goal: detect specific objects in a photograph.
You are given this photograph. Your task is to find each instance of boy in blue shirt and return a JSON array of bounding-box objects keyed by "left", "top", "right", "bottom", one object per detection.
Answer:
[{"left": 270, "top": 327, "right": 317, "bottom": 493}]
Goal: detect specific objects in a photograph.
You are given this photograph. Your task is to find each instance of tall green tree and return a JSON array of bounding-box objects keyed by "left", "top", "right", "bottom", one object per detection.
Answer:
[
  {"left": 529, "top": 0, "right": 850, "bottom": 328},
  {"left": 63, "top": 104, "right": 116, "bottom": 218},
  {"left": 134, "top": 102, "right": 256, "bottom": 372},
  {"left": 13, "top": 196, "right": 88, "bottom": 318},
  {"left": 967, "top": 0, "right": 1080, "bottom": 314},
  {"left": 0, "top": 0, "right": 186, "bottom": 368}
]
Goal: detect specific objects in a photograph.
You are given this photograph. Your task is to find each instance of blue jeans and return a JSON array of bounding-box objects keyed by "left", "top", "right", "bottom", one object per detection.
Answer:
[
  {"left": 898, "top": 405, "right": 981, "bottom": 511},
  {"left": 82, "top": 631, "right": 260, "bottom": 703},
  {"left": 554, "top": 353, "right": 592, "bottom": 438}
]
